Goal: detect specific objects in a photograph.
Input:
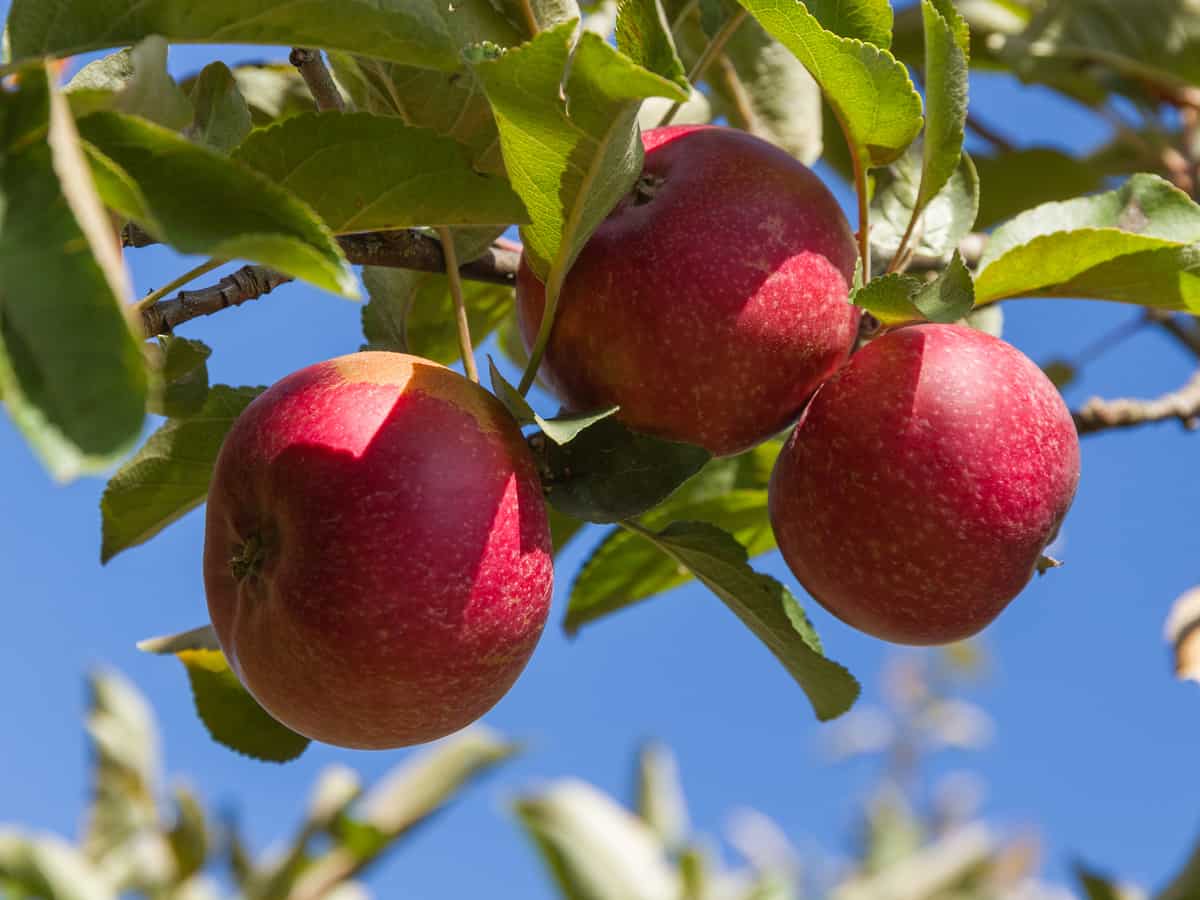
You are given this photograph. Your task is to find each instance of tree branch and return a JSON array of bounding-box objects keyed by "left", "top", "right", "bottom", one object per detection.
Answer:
[
  {"left": 140, "top": 265, "right": 291, "bottom": 335},
  {"left": 289, "top": 48, "right": 345, "bottom": 112},
  {"left": 122, "top": 224, "right": 520, "bottom": 288},
  {"left": 1074, "top": 370, "right": 1200, "bottom": 435}
]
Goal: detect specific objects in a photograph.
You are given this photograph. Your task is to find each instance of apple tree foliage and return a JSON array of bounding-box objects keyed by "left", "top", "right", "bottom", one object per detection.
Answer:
[{"left": 5, "top": 0, "right": 1200, "bottom": 778}]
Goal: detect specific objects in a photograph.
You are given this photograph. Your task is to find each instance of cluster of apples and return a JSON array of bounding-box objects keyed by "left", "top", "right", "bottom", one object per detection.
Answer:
[{"left": 202, "top": 126, "right": 1079, "bottom": 750}]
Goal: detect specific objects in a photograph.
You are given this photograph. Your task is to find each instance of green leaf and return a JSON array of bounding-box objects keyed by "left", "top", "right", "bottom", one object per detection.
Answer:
[
  {"left": 504, "top": 0, "right": 583, "bottom": 32},
  {"left": 566, "top": 490, "right": 773, "bottom": 632},
  {"left": 514, "top": 780, "right": 680, "bottom": 900},
  {"left": 361, "top": 228, "right": 512, "bottom": 363},
  {"left": 140, "top": 631, "right": 310, "bottom": 763},
  {"left": 186, "top": 62, "right": 253, "bottom": 154},
  {"left": 912, "top": 251, "right": 975, "bottom": 322},
  {"left": 232, "top": 113, "right": 528, "bottom": 233},
  {"left": 66, "top": 37, "right": 193, "bottom": 129},
  {"left": 324, "top": 0, "right": 527, "bottom": 176},
  {"left": 533, "top": 417, "right": 711, "bottom": 523},
  {"left": 1157, "top": 829, "right": 1200, "bottom": 900},
  {"left": 976, "top": 173, "right": 1200, "bottom": 311},
  {"left": 78, "top": 111, "right": 357, "bottom": 297},
  {"left": 474, "top": 21, "right": 687, "bottom": 279},
  {"left": 630, "top": 521, "right": 859, "bottom": 721},
  {"left": 734, "top": 0, "right": 922, "bottom": 168},
  {"left": 911, "top": 0, "right": 969, "bottom": 222},
  {"left": 488, "top": 358, "right": 618, "bottom": 445},
  {"left": 0, "top": 65, "right": 148, "bottom": 482},
  {"left": 616, "top": 0, "right": 689, "bottom": 90},
  {"left": 852, "top": 252, "right": 974, "bottom": 324},
  {"left": 100, "top": 386, "right": 263, "bottom": 564},
  {"left": 549, "top": 505, "right": 588, "bottom": 555},
  {"left": 871, "top": 147, "right": 979, "bottom": 261},
  {"left": 0, "top": 831, "right": 115, "bottom": 900},
  {"left": 146, "top": 336, "right": 211, "bottom": 418},
  {"left": 803, "top": 0, "right": 894, "bottom": 45},
  {"left": 7, "top": 0, "right": 460, "bottom": 72},
  {"left": 635, "top": 743, "right": 689, "bottom": 851},
  {"left": 851, "top": 273, "right": 926, "bottom": 324}
]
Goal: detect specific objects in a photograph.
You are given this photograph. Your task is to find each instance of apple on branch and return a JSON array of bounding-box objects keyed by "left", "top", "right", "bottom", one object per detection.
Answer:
[
  {"left": 769, "top": 324, "right": 1081, "bottom": 645},
  {"left": 517, "top": 124, "right": 861, "bottom": 457},
  {"left": 203, "top": 352, "right": 553, "bottom": 749}
]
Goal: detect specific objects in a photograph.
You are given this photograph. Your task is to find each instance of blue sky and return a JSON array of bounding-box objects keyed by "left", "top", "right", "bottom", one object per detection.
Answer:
[{"left": 3, "top": 10, "right": 1200, "bottom": 898}]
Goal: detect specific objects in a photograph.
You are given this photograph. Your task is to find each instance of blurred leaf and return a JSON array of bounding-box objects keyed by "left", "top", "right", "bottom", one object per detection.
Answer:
[
  {"left": 1165, "top": 586, "right": 1200, "bottom": 685},
  {"left": 7, "top": 0, "right": 461, "bottom": 71},
  {"left": 0, "top": 831, "right": 115, "bottom": 900},
  {"left": 100, "top": 386, "right": 263, "bottom": 563},
  {"left": 630, "top": 521, "right": 859, "bottom": 721},
  {"left": 976, "top": 174, "right": 1200, "bottom": 310},
  {"left": 514, "top": 780, "right": 680, "bottom": 900},
  {"left": 636, "top": 743, "right": 690, "bottom": 850},
  {"left": 232, "top": 113, "right": 528, "bottom": 233},
  {"left": 1077, "top": 863, "right": 1127, "bottom": 900},
  {"left": 489, "top": 358, "right": 618, "bottom": 445},
  {"left": 79, "top": 112, "right": 356, "bottom": 296},
  {"left": 0, "top": 65, "right": 147, "bottom": 482},
  {"left": 474, "top": 21, "right": 686, "bottom": 279},
  {"left": 616, "top": 0, "right": 689, "bottom": 90},
  {"left": 140, "top": 641, "right": 310, "bottom": 763},
  {"left": 1002, "top": 0, "right": 1200, "bottom": 103},
  {"left": 360, "top": 227, "right": 511, "bottom": 362},
  {"left": 534, "top": 417, "right": 711, "bottom": 524},
  {"left": 296, "top": 730, "right": 516, "bottom": 892},
  {"left": 872, "top": 148, "right": 979, "bottom": 262},
  {"left": 186, "top": 62, "right": 253, "bottom": 154},
  {"left": 1158, "top": 828, "right": 1200, "bottom": 900},
  {"left": 1042, "top": 359, "right": 1077, "bottom": 389},
  {"left": 833, "top": 824, "right": 994, "bottom": 900},
  {"left": 137, "top": 625, "right": 221, "bottom": 655},
  {"left": 83, "top": 673, "right": 161, "bottom": 876},
  {"left": 66, "top": 37, "right": 192, "bottom": 128},
  {"left": 974, "top": 148, "right": 1108, "bottom": 231},
  {"left": 146, "top": 336, "right": 211, "bottom": 418},
  {"left": 735, "top": 0, "right": 923, "bottom": 168},
  {"left": 306, "top": 766, "right": 363, "bottom": 830},
  {"left": 504, "top": 0, "right": 584, "bottom": 31},
  {"left": 166, "top": 786, "right": 209, "bottom": 882}
]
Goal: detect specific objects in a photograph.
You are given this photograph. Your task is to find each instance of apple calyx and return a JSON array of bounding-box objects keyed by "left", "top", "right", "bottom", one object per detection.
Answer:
[{"left": 230, "top": 530, "right": 271, "bottom": 583}]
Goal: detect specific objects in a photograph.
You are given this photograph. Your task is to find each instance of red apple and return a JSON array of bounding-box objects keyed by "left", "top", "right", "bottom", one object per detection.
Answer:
[
  {"left": 516, "top": 124, "right": 860, "bottom": 457},
  {"left": 769, "top": 324, "right": 1080, "bottom": 645},
  {"left": 203, "top": 352, "right": 553, "bottom": 749}
]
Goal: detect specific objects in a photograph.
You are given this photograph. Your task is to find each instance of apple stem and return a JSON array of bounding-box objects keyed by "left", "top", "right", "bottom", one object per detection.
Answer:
[
  {"left": 437, "top": 227, "right": 480, "bottom": 384},
  {"left": 658, "top": 9, "right": 748, "bottom": 129},
  {"left": 848, "top": 136, "right": 872, "bottom": 284}
]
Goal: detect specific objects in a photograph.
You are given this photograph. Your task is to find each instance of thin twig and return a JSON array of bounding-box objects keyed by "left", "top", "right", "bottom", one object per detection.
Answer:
[
  {"left": 1146, "top": 309, "right": 1200, "bottom": 359},
  {"left": 134, "top": 257, "right": 225, "bottom": 312},
  {"left": 437, "top": 227, "right": 479, "bottom": 382},
  {"left": 289, "top": 48, "right": 345, "bottom": 112},
  {"left": 140, "top": 265, "right": 293, "bottom": 336},
  {"left": 123, "top": 224, "right": 521, "bottom": 287},
  {"left": 1074, "top": 370, "right": 1200, "bottom": 435}
]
